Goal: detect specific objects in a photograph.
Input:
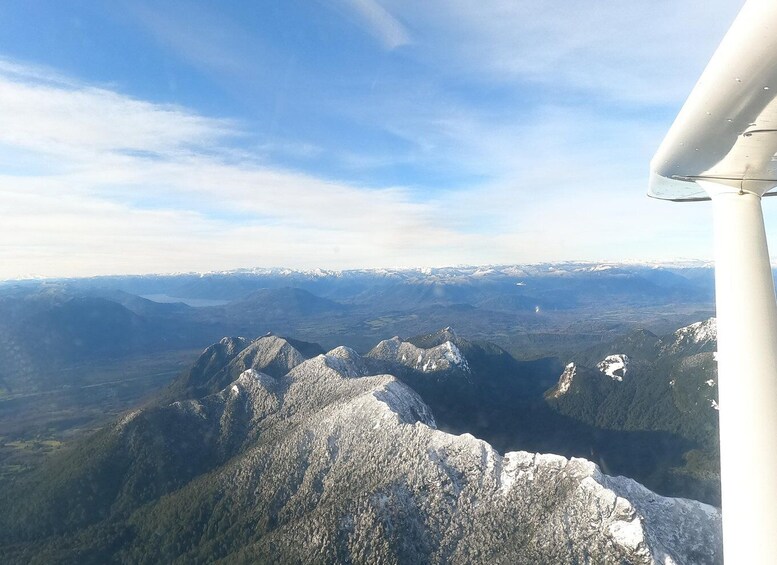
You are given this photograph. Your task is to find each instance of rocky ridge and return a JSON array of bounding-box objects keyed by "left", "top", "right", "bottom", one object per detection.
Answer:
[{"left": 0, "top": 334, "right": 722, "bottom": 564}]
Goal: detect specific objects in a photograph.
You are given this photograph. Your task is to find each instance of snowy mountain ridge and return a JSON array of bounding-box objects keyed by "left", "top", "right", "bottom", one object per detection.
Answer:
[
  {"left": 143, "top": 344, "right": 723, "bottom": 563},
  {"left": 662, "top": 317, "right": 717, "bottom": 355},
  {"left": 0, "top": 331, "right": 722, "bottom": 563},
  {"left": 17, "top": 260, "right": 718, "bottom": 286},
  {"left": 368, "top": 336, "right": 471, "bottom": 374}
]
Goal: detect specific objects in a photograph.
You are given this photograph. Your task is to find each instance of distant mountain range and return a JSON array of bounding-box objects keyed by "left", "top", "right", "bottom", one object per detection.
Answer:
[
  {"left": 6, "top": 262, "right": 716, "bottom": 306},
  {"left": 0, "top": 263, "right": 717, "bottom": 396},
  {"left": 0, "top": 330, "right": 722, "bottom": 564}
]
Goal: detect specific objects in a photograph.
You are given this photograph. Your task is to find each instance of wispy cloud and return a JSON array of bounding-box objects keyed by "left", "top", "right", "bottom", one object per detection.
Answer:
[
  {"left": 0, "top": 62, "right": 235, "bottom": 162},
  {"left": 384, "top": 0, "right": 743, "bottom": 105},
  {"left": 0, "top": 60, "right": 464, "bottom": 278},
  {"left": 126, "top": 1, "right": 261, "bottom": 77},
  {"left": 0, "top": 54, "right": 727, "bottom": 280},
  {"left": 334, "top": 0, "right": 411, "bottom": 50}
]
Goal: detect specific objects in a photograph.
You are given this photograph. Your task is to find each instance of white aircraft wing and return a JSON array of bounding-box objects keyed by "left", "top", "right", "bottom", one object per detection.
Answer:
[{"left": 650, "top": 0, "right": 777, "bottom": 201}]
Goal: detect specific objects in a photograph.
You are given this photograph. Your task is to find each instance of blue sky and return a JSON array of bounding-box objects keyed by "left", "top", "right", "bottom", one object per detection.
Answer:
[{"left": 0, "top": 0, "right": 754, "bottom": 278}]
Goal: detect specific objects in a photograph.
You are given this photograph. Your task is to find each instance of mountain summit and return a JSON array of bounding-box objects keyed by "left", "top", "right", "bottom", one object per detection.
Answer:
[{"left": 1, "top": 336, "right": 722, "bottom": 564}]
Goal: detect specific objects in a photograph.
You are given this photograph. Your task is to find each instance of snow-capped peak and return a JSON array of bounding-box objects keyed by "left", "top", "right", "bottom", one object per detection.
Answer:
[
  {"left": 663, "top": 318, "right": 717, "bottom": 355},
  {"left": 323, "top": 346, "right": 370, "bottom": 378},
  {"left": 368, "top": 337, "right": 470, "bottom": 374}
]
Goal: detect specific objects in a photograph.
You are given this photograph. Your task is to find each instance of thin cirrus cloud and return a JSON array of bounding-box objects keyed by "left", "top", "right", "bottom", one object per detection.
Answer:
[
  {"left": 338, "top": 0, "right": 411, "bottom": 50},
  {"left": 125, "top": 1, "right": 264, "bottom": 78},
  {"left": 383, "top": 0, "right": 744, "bottom": 105}
]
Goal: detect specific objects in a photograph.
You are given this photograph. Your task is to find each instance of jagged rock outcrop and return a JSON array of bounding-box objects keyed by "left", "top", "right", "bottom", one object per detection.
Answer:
[
  {"left": 368, "top": 335, "right": 470, "bottom": 374},
  {"left": 1, "top": 341, "right": 722, "bottom": 564},
  {"left": 660, "top": 317, "right": 717, "bottom": 356},
  {"left": 362, "top": 329, "right": 521, "bottom": 440},
  {"left": 166, "top": 334, "right": 321, "bottom": 400}
]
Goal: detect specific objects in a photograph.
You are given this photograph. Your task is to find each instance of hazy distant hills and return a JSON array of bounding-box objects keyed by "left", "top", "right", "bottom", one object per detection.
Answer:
[
  {"left": 37, "top": 263, "right": 714, "bottom": 309},
  {"left": 225, "top": 287, "right": 345, "bottom": 317},
  {"left": 0, "top": 332, "right": 722, "bottom": 564},
  {"left": 0, "top": 263, "right": 716, "bottom": 394},
  {"left": 0, "top": 290, "right": 207, "bottom": 395}
]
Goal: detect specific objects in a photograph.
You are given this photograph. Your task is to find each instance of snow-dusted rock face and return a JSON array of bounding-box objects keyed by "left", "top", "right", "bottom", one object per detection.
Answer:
[
  {"left": 662, "top": 318, "right": 717, "bottom": 356},
  {"left": 598, "top": 473, "right": 721, "bottom": 564},
  {"left": 231, "top": 335, "right": 307, "bottom": 378},
  {"left": 598, "top": 354, "right": 630, "bottom": 381},
  {"left": 118, "top": 345, "right": 719, "bottom": 564},
  {"left": 5, "top": 336, "right": 721, "bottom": 564},
  {"left": 169, "top": 334, "right": 312, "bottom": 400},
  {"left": 217, "top": 335, "right": 249, "bottom": 356},
  {"left": 548, "top": 362, "right": 577, "bottom": 398},
  {"left": 368, "top": 336, "right": 470, "bottom": 374}
]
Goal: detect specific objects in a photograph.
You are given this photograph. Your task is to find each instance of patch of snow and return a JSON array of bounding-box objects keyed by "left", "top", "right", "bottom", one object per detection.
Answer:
[
  {"left": 598, "top": 471, "right": 721, "bottom": 564},
  {"left": 500, "top": 266, "right": 528, "bottom": 276},
  {"left": 116, "top": 409, "right": 142, "bottom": 430},
  {"left": 368, "top": 336, "right": 469, "bottom": 375},
  {"left": 608, "top": 515, "right": 645, "bottom": 553},
  {"left": 473, "top": 268, "right": 495, "bottom": 277},
  {"left": 710, "top": 399, "right": 719, "bottom": 411},
  {"left": 373, "top": 336, "right": 401, "bottom": 358},
  {"left": 323, "top": 347, "right": 369, "bottom": 378},
  {"left": 499, "top": 452, "right": 536, "bottom": 490},
  {"left": 535, "top": 453, "right": 567, "bottom": 470},
  {"left": 443, "top": 341, "right": 466, "bottom": 366},
  {"left": 705, "top": 379, "right": 715, "bottom": 387},
  {"left": 597, "top": 354, "right": 629, "bottom": 381},
  {"left": 550, "top": 363, "right": 576, "bottom": 398}
]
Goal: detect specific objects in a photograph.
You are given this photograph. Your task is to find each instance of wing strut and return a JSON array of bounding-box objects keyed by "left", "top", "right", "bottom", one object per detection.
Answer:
[
  {"left": 649, "top": 2, "right": 777, "bottom": 561},
  {"left": 705, "top": 182, "right": 777, "bottom": 563}
]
